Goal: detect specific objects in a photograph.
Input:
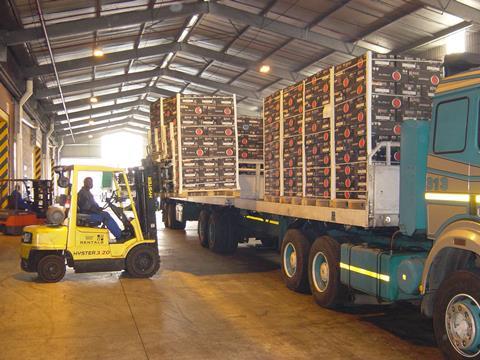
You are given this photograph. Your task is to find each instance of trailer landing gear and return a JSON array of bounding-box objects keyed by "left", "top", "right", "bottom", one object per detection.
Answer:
[{"left": 198, "top": 209, "right": 210, "bottom": 248}]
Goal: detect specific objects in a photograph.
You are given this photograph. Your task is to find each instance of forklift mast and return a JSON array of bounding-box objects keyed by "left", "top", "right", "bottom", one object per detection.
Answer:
[{"left": 129, "top": 165, "right": 158, "bottom": 242}]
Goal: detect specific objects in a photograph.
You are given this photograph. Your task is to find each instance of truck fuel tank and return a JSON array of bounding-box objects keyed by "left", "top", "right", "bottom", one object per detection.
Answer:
[{"left": 340, "top": 243, "right": 427, "bottom": 301}]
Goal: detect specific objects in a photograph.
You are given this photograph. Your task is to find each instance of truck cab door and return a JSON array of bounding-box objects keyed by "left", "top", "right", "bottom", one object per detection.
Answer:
[{"left": 426, "top": 92, "right": 479, "bottom": 238}]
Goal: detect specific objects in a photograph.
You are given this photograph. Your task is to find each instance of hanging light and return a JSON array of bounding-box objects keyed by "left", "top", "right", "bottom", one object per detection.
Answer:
[
  {"left": 90, "top": 96, "right": 98, "bottom": 103},
  {"left": 259, "top": 64, "right": 271, "bottom": 73},
  {"left": 93, "top": 48, "right": 104, "bottom": 57}
]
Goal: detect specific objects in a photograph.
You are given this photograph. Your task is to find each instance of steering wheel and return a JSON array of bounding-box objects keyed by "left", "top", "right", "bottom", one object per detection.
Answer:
[{"left": 101, "top": 190, "right": 117, "bottom": 210}]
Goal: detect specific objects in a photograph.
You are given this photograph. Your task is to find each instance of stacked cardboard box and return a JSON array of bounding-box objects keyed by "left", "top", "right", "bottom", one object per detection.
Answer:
[
  {"left": 334, "top": 55, "right": 369, "bottom": 200},
  {"left": 283, "top": 82, "right": 304, "bottom": 197},
  {"left": 149, "top": 99, "right": 161, "bottom": 154},
  {"left": 176, "top": 95, "right": 238, "bottom": 193},
  {"left": 264, "top": 91, "right": 282, "bottom": 197},
  {"left": 370, "top": 54, "right": 441, "bottom": 162},
  {"left": 333, "top": 53, "right": 441, "bottom": 200},
  {"left": 304, "top": 69, "right": 331, "bottom": 199},
  {"left": 237, "top": 116, "right": 263, "bottom": 161},
  {"left": 262, "top": 50, "right": 441, "bottom": 204}
]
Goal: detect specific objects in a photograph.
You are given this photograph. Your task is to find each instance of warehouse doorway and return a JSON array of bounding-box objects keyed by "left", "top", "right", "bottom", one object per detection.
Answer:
[{"left": 101, "top": 132, "right": 146, "bottom": 169}]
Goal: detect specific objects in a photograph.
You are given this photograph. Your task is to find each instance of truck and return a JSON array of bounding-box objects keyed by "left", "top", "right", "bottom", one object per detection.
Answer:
[{"left": 157, "top": 54, "right": 480, "bottom": 359}]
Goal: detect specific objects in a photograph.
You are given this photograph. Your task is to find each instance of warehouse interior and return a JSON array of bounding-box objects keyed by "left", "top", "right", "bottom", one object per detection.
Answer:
[{"left": 1, "top": 0, "right": 480, "bottom": 359}]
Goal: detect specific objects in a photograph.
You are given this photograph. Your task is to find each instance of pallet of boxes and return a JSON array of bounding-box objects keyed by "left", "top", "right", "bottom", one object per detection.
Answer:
[
  {"left": 150, "top": 94, "right": 240, "bottom": 197},
  {"left": 263, "top": 50, "right": 441, "bottom": 209},
  {"left": 237, "top": 115, "right": 263, "bottom": 199}
]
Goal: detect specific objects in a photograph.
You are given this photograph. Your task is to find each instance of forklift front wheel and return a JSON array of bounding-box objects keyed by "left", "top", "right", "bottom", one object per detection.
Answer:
[
  {"left": 126, "top": 245, "right": 160, "bottom": 278},
  {"left": 37, "top": 254, "right": 66, "bottom": 283}
]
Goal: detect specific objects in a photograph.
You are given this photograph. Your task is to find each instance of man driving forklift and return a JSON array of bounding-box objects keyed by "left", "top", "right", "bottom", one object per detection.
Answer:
[{"left": 77, "top": 177, "right": 122, "bottom": 240}]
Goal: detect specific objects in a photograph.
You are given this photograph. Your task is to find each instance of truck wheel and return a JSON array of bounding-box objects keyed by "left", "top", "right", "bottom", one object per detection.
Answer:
[
  {"left": 208, "top": 210, "right": 239, "bottom": 254},
  {"left": 126, "top": 245, "right": 160, "bottom": 278},
  {"left": 281, "top": 229, "right": 311, "bottom": 293},
  {"left": 308, "top": 236, "right": 346, "bottom": 308},
  {"left": 37, "top": 254, "right": 66, "bottom": 283},
  {"left": 167, "top": 203, "right": 186, "bottom": 230},
  {"left": 434, "top": 270, "right": 480, "bottom": 359},
  {"left": 198, "top": 209, "right": 210, "bottom": 248}
]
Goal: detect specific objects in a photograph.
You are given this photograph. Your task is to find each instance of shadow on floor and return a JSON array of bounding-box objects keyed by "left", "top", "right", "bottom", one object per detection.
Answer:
[{"left": 340, "top": 302, "right": 436, "bottom": 347}]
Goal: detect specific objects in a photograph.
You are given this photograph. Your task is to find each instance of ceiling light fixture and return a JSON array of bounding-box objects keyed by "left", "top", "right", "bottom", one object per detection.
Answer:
[
  {"left": 90, "top": 96, "right": 98, "bottom": 103},
  {"left": 89, "top": 120, "right": 95, "bottom": 125},
  {"left": 88, "top": 134, "right": 93, "bottom": 139},
  {"left": 259, "top": 64, "right": 271, "bottom": 73},
  {"left": 93, "top": 48, "right": 104, "bottom": 57}
]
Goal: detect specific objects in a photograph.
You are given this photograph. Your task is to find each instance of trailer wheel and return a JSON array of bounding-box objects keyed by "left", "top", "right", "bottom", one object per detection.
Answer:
[
  {"left": 167, "top": 203, "right": 186, "bottom": 230},
  {"left": 281, "top": 229, "right": 311, "bottom": 293},
  {"left": 126, "top": 245, "right": 160, "bottom": 278},
  {"left": 434, "top": 270, "right": 480, "bottom": 359},
  {"left": 308, "top": 236, "right": 346, "bottom": 308},
  {"left": 37, "top": 254, "right": 66, "bottom": 283},
  {"left": 198, "top": 209, "right": 210, "bottom": 248},
  {"left": 207, "top": 210, "right": 239, "bottom": 254}
]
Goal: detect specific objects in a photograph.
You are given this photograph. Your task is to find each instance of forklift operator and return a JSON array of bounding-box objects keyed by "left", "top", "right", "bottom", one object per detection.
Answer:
[
  {"left": 9, "top": 184, "right": 32, "bottom": 211},
  {"left": 77, "top": 177, "right": 122, "bottom": 239}
]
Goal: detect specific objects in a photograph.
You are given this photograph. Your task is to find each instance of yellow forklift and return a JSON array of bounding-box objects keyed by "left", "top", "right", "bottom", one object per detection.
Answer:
[{"left": 20, "top": 165, "right": 160, "bottom": 282}]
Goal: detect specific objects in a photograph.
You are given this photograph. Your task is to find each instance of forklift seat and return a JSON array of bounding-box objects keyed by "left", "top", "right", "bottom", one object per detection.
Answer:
[{"left": 77, "top": 213, "right": 102, "bottom": 228}]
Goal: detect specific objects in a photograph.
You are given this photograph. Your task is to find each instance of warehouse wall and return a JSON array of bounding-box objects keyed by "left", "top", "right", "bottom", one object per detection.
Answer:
[{"left": 22, "top": 122, "right": 33, "bottom": 178}]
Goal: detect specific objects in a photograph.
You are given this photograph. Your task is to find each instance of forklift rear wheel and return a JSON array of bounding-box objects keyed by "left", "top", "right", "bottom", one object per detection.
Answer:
[
  {"left": 198, "top": 209, "right": 210, "bottom": 248},
  {"left": 434, "top": 270, "right": 480, "bottom": 360},
  {"left": 126, "top": 245, "right": 160, "bottom": 278},
  {"left": 281, "top": 229, "right": 311, "bottom": 293},
  {"left": 207, "top": 210, "right": 239, "bottom": 254},
  {"left": 308, "top": 235, "right": 346, "bottom": 308},
  {"left": 167, "top": 203, "right": 186, "bottom": 230},
  {"left": 37, "top": 254, "right": 66, "bottom": 283}
]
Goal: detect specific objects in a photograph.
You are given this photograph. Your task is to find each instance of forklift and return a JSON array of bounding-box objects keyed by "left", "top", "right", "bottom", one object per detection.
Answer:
[
  {"left": 19, "top": 164, "right": 160, "bottom": 282},
  {"left": 0, "top": 179, "right": 53, "bottom": 235}
]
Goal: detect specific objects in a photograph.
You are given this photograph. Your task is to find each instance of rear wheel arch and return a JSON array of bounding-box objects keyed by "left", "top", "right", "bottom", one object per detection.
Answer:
[{"left": 421, "top": 220, "right": 480, "bottom": 317}]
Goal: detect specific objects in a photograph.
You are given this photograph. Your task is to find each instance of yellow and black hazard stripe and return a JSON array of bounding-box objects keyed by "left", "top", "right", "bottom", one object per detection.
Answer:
[
  {"left": 50, "top": 156, "right": 55, "bottom": 181},
  {"left": 33, "top": 146, "right": 42, "bottom": 180},
  {"left": 0, "top": 117, "right": 8, "bottom": 209}
]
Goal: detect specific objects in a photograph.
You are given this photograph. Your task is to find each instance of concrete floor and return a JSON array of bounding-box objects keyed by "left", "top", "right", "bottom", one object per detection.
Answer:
[{"left": 0, "top": 222, "right": 441, "bottom": 360}]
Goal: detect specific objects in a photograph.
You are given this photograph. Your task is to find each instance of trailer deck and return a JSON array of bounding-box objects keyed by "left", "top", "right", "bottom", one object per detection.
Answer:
[{"left": 172, "top": 196, "right": 369, "bottom": 227}]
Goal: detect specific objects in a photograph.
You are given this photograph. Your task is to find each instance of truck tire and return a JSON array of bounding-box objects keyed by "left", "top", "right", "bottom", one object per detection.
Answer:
[
  {"left": 434, "top": 270, "right": 480, "bottom": 359},
  {"left": 308, "top": 235, "right": 346, "bottom": 308},
  {"left": 281, "top": 229, "right": 311, "bottom": 293},
  {"left": 167, "top": 203, "right": 186, "bottom": 230},
  {"left": 208, "top": 210, "right": 239, "bottom": 254},
  {"left": 37, "top": 254, "right": 66, "bottom": 283},
  {"left": 198, "top": 209, "right": 210, "bottom": 248},
  {"left": 126, "top": 245, "right": 160, "bottom": 278}
]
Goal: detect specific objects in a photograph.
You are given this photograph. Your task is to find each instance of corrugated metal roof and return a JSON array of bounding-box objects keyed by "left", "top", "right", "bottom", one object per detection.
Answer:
[{"left": 3, "top": 0, "right": 471, "bottom": 137}]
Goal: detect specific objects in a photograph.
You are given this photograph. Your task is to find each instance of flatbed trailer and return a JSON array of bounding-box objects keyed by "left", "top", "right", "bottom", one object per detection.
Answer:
[{"left": 157, "top": 55, "right": 480, "bottom": 359}]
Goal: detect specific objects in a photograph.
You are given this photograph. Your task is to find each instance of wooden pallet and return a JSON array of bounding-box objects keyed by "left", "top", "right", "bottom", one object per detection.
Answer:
[
  {"left": 301, "top": 197, "right": 330, "bottom": 207},
  {"left": 280, "top": 196, "right": 303, "bottom": 205},
  {"left": 264, "top": 194, "right": 281, "bottom": 203},
  {"left": 177, "top": 189, "right": 240, "bottom": 198},
  {"left": 329, "top": 199, "right": 366, "bottom": 210}
]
